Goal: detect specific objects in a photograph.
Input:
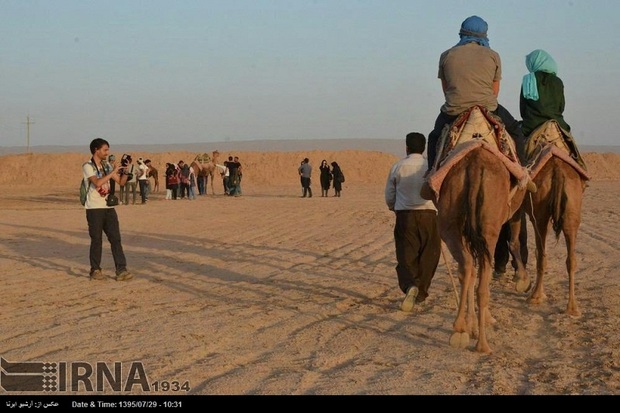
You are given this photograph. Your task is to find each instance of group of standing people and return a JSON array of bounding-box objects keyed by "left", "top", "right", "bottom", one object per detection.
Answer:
[
  {"left": 218, "top": 156, "right": 243, "bottom": 197},
  {"left": 297, "top": 158, "right": 344, "bottom": 198},
  {"left": 164, "top": 160, "right": 196, "bottom": 200},
  {"left": 386, "top": 15, "right": 578, "bottom": 312},
  {"left": 319, "top": 160, "right": 344, "bottom": 197},
  {"left": 117, "top": 155, "right": 155, "bottom": 205},
  {"left": 163, "top": 155, "right": 243, "bottom": 200}
]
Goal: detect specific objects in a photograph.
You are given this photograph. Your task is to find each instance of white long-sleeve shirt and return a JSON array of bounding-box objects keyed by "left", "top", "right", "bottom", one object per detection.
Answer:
[{"left": 385, "top": 153, "right": 436, "bottom": 212}]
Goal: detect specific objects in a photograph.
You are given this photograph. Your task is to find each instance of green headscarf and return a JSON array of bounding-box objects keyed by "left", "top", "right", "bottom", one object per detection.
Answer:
[{"left": 521, "top": 49, "right": 558, "bottom": 101}]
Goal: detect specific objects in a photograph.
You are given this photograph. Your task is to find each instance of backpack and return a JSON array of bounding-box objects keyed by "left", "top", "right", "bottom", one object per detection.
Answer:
[
  {"left": 338, "top": 170, "right": 345, "bottom": 183},
  {"left": 80, "top": 178, "right": 88, "bottom": 206},
  {"left": 80, "top": 160, "right": 93, "bottom": 206}
]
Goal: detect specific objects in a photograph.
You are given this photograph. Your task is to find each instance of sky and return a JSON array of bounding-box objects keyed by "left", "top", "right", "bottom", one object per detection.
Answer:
[{"left": 1, "top": 0, "right": 619, "bottom": 148}]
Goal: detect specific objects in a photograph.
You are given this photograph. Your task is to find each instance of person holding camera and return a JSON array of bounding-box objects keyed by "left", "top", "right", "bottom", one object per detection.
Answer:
[
  {"left": 120, "top": 155, "right": 138, "bottom": 205},
  {"left": 82, "top": 138, "right": 132, "bottom": 281}
]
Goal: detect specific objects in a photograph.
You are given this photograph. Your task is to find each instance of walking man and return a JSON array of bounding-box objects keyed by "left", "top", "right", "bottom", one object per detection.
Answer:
[{"left": 385, "top": 132, "right": 441, "bottom": 311}]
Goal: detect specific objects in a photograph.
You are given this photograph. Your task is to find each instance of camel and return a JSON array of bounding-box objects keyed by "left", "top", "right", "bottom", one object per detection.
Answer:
[
  {"left": 146, "top": 164, "right": 159, "bottom": 192},
  {"left": 426, "top": 106, "right": 531, "bottom": 353},
  {"left": 518, "top": 120, "right": 590, "bottom": 316},
  {"left": 190, "top": 150, "right": 221, "bottom": 195}
]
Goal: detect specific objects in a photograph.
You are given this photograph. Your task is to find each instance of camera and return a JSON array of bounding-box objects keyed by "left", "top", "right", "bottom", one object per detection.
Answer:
[
  {"left": 121, "top": 154, "right": 131, "bottom": 167},
  {"left": 108, "top": 154, "right": 116, "bottom": 162}
]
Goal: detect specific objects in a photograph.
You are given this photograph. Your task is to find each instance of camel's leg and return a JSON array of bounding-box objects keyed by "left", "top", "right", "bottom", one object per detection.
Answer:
[
  {"left": 475, "top": 259, "right": 493, "bottom": 354},
  {"left": 508, "top": 211, "right": 531, "bottom": 293},
  {"left": 528, "top": 214, "right": 549, "bottom": 305},
  {"left": 449, "top": 256, "right": 473, "bottom": 349},
  {"left": 563, "top": 227, "right": 581, "bottom": 317},
  {"left": 466, "top": 265, "right": 478, "bottom": 338},
  {"left": 210, "top": 172, "right": 216, "bottom": 195}
]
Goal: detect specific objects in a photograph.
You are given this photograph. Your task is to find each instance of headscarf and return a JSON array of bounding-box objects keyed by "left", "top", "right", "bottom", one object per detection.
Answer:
[
  {"left": 521, "top": 49, "right": 558, "bottom": 101},
  {"left": 456, "top": 16, "right": 489, "bottom": 48}
]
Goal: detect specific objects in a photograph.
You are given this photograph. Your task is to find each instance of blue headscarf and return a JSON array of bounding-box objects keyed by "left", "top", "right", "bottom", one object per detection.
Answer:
[
  {"left": 456, "top": 16, "right": 489, "bottom": 48},
  {"left": 521, "top": 49, "right": 558, "bottom": 101}
]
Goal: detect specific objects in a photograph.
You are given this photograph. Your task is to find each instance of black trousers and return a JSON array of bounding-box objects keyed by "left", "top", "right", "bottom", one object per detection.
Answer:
[
  {"left": 427, "top": 104, "right": 526, "bottom": 170},
  {"left": 301, "top": 177, "right": 312, "bottom": 197},
  {"left": 394, "top": 210, "right": 441, "bottom": 301},
  {"left": 86, "top": 208, "right": 127, "bottom": 274},
  {"left": 494, "top": 211, "right": 528, "bottom": 272}
]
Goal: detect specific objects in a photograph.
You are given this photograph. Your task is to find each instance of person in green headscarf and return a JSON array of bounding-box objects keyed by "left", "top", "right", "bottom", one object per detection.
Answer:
[
  {"left": 520, "top": 49, "right": 571, "bottom": 136},
  {"left": 520, "top": 49, "right": 586, "bottom": 170}
]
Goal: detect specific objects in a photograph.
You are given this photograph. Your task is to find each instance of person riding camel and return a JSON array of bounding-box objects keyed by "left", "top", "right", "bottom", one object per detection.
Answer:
[
  {"left": 520, "top": 49, "right": 587, "bottom": 170},
  {"left": 427, "top": 15, "right": 527, "bottom": 171}
]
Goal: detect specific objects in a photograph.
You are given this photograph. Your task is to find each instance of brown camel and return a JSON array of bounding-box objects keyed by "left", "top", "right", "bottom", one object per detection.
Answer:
[
  {"left": 519, "top": 120, "right": 590, "bottom": 316},
  {"left": 145, "top": 163, "right": 159, "bottom": 192},
  {"left": 428, "top": 106, "right": 531, "bottom": 353},
  {"left": 191, "top": 150, "right": 221, "bottom": 195}
]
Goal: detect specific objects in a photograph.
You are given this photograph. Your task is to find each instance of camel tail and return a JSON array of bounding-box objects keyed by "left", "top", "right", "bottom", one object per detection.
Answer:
[
  {"left": 550, "top": 164, "right": 567, "bottom": 239},
  {"left": 463, "top": 166, "right": 490, "bottom": 266}
]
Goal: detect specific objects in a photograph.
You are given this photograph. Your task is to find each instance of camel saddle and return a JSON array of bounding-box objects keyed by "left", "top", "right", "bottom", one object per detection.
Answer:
[
  {"left": 423, "top": 106, "right": 532, "bottom": 202},
  {"left": 194, "top": 153, "right": 212, "bottom": 164},
  {"left": 525, "top": 120, "right": 590, "bottom": 181},
  {"left": 433, "top": 105, "right": 520, "bottom": 170}
]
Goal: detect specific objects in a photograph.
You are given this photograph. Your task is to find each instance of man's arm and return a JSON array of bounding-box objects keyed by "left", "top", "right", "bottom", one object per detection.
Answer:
[
  {"left": 492, "top": 80, "right": 500, "bottom": 97},
  {"left": 441, "top": 79, "right": 448, "bottom": 94},
  {"left": 88, "top": 162, "right": 125, "bottom": 187},
  {"left": 384, "top": 167, "right": 397, "bottom": 211}
]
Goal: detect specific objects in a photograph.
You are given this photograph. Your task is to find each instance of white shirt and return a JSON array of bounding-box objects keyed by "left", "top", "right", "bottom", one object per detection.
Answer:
[
  {"left": 216, "top": 164, "right": 229, "bottom": 177},
  {"left": 138, "top": 163, "right": 149, "bottom": 180},
  {"left": 82, "top": 160, "right": 112, "bottom": 209},
  {"left": 385, "top": 153, "right": 437, "bottom": 212}
]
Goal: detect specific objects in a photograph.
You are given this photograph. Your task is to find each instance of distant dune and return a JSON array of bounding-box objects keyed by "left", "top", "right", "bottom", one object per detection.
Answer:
[
  {"left": 2, "top": 139, "right": 619, "bottom": 158},
  {"left": 0, "top": 140, "right": 620, "bottom": 190}
]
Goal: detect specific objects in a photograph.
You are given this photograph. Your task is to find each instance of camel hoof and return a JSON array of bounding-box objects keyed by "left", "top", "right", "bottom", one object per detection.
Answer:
[
  {"left": 515, "top": 278, "right": 531, "bottom": 293},
  {"left": 566, "top": 307, "right": 582, "bottom": 317},
  {"left": 449, "top": 332, "right": 470, "bottom": 349},
  {"left": 527, "top": 293, "right": 546, "bottom": 305},
  {"left": 475, "top": 342, "right": 493, "bottom": 354}
]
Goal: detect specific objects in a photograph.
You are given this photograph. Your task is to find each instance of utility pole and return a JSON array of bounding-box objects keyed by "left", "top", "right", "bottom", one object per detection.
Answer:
[{"left": 23, "top": 115, "right": 35, "bottom": 153}]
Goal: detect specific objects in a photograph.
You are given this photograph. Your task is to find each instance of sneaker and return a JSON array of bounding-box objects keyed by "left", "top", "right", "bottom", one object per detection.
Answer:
[
  {"left": 401, "top": 286, "right": 419, "bottom": 312},
  {"left": 115, "top": 269, "right": 133, "bottom": 281},
  {"left": 90, "top": 269, "right": 106, "bottom": 281}
]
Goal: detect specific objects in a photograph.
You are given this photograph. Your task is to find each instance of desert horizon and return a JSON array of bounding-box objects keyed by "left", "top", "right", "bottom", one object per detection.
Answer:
[{"left": 0, "top": 146, "right": 618, "bottom": 395}]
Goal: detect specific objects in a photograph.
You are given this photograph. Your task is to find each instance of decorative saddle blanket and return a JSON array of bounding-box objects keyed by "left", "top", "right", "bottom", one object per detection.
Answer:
[
  {"left": 524, "top": 120, "right": 590, "bottom": 181},
  {"left": 432, "top": 105, "right": 519, "bottom": 171},
  {"left": 426, "top": 106, "right": 528, "bottom": 201}
]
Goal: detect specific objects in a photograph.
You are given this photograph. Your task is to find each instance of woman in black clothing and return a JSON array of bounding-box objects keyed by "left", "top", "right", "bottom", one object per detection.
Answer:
[
  {"left": 331, "top": 161, "right": 343, "bottom": 197},
  {"left": 319, "top": 160, "right": 332, "bottom": 197}
]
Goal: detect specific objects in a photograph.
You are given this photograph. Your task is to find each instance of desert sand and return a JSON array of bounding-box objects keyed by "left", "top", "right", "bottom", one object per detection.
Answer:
[{"left": 0, "top": 147, "right": 618, "bottom": 395}]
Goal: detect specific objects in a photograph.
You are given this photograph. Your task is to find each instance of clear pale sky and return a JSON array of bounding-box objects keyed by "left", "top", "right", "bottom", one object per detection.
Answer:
[{"left": 1, "top": 0, "right": 618, "bottom": 147}]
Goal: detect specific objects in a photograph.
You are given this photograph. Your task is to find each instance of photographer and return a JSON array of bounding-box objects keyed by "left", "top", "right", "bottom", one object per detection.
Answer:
[
  {"left": 121, "top": 155, "right": 138, "bottom": 205},
  {"left": 82, "top": 138, "right": 132, "bottom": 281}
]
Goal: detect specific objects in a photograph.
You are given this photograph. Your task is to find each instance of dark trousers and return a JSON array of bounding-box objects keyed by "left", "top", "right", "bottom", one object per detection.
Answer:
[
  {"left": 197, "top": 176, "right": 206, "bottom": 195},
  {"left": 301, "top": 177, "right": 312, "bottom": 197},
  {"left": 427, "top": 104, "right": 526, "bottom": 170},
  {"left": 180, "top": 183, "right": 190, "bottom": 198},
  {"left": 394, "top": 210, "right": 441, "bottom": 301},
  {"left": 86, "top": 208, "right": 127, "bottom": 274},
  {"left": 494, "top": 211, "right": 528, "bottom": 272},
  {"left": 138, "top": 180, "right": 148, "bottom": 203}
]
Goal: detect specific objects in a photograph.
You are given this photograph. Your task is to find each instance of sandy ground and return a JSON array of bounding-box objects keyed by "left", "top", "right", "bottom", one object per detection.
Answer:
[{"left": 0, "top": 149, "right": 618, "bottom": 395}]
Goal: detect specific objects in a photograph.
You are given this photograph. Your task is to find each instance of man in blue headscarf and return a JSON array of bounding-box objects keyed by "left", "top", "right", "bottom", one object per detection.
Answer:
[{"left": 426, "top": 16, "right": 526, "bottom": 170}]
